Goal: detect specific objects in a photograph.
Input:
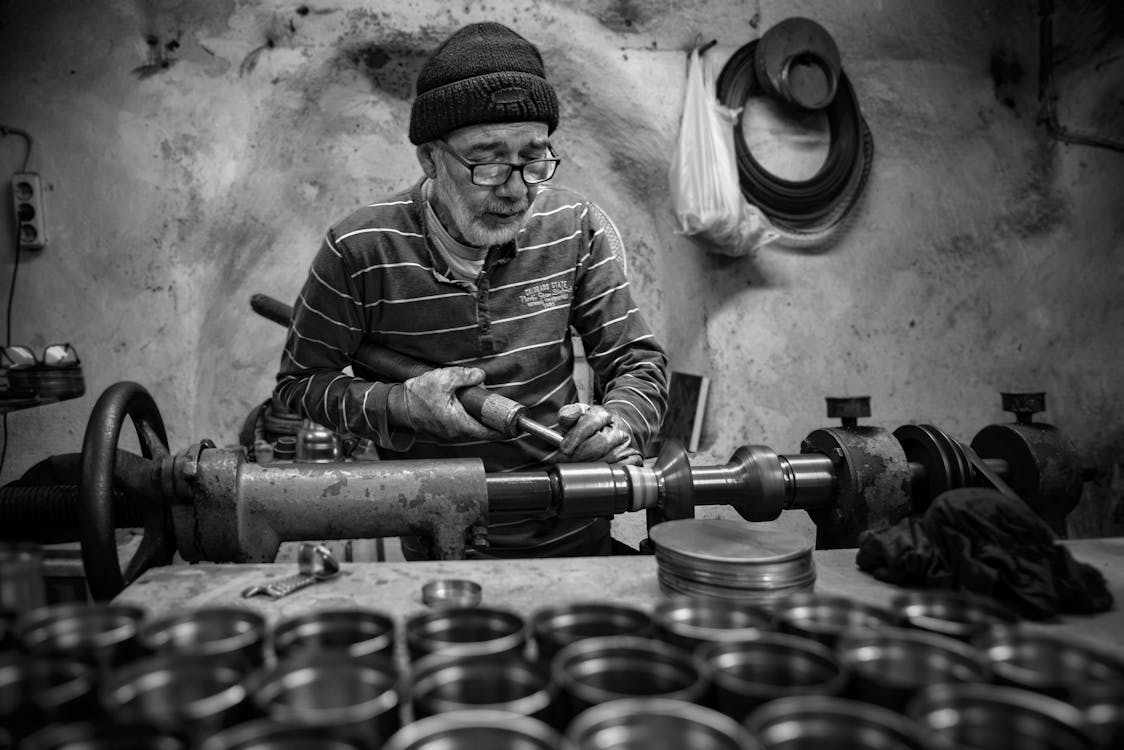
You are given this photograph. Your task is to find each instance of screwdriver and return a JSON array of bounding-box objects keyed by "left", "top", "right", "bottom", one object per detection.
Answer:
[{"left": 250, "top": 294, "right": 566, "bottom": 447}]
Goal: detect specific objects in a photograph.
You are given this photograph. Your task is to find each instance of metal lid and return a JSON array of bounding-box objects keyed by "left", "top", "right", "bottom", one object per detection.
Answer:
[
  {"left": 650, "top": 520, "right": 815, "bottom": 601},
  {"left": 649, "top": 519, "right": 813, "bottom": 565}
]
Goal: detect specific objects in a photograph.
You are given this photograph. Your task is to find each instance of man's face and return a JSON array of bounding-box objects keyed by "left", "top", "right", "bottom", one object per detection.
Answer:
[{"left": 424, "top": 121, "right": 552, "bottom": 248}]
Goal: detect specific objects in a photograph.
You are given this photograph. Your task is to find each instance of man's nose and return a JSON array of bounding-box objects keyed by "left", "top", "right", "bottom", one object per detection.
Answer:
[{"left": 494, "top": 167, "right": 530, "bottom": 200}]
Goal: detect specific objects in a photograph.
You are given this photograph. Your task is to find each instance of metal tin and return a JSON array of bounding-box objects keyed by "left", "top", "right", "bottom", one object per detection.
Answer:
[
  {"left": 0, "top": 654, "right": 99, "bottom": 738},
  {"left": 891, "top": 590, "right": 1018, "bottom": 641},
  {"left": 251, "top": 651, "right": 399, "bottom": 748},
  {"left": 199, "top": 718, "right": 364, "bottom": 750},
  {"left": 771, "top": 592, "right": 896, "bottom": 647},
  {"left": 0, "top": 542, "right": 46, "bottom": 613},
  {"left": 836, "top": 627, "right": 993, "bottom": 712},
  {"left": 531, "top": 601, "right": 652, "bottom": 664},
  {"left": 699, "top": 632, "right": 848, "bottom": 720},
  {"left": 100, "top": 651, "right": 251, "bottom": 743},
  {"left": 404, "top": 606, "right": 527, "bottom": 662},
  {"left": 138, "top": 607, "right": 267, "bottom": 668},
  {"left": 421, "top": 579, "right": 482, "bottom": 609},
  {"left": 16, "top": 603, "right": 146, "bottom": 671},
  {"left": 409, "top": 652, "right": 559, "bottom": 726},
  {"left": 566, "top": 697, "right": 761, "bottom": 750},
  {"left": 907, "top": 683, "right": 1097, "bottom": 750},
  {"left": 20, "top": 722, "right": 185, "bottom": 750},
  {"left": 382, "top": 709, "right": 563, "bottom": 750},
  {"left": 272, "top": 608, "right": 395, "bottom": 667},
  {"left": 972, "top": 624, "right": 1124, "bottom": 705},
  {"left": 651, "top": 595, "right": 771, "bottom": 653},
  {"left": 551, "top": 635, "right": 710, "bottom": 721},
  {"left": 649, "top": 519, "right": 815, "bottom": 603},
  {"left": 745, "top": 695, "right": 930, "bottom": 749}
]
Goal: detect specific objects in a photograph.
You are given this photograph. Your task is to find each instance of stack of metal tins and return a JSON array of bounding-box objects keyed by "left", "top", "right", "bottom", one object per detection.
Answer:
[{"left": 649, "top": 519, "right": 815, "bottom": 605}]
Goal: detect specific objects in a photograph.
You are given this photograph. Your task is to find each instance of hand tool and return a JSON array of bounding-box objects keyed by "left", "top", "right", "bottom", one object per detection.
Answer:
[{"left": 250, "top": 294, "right": 565, "bottom": 448}]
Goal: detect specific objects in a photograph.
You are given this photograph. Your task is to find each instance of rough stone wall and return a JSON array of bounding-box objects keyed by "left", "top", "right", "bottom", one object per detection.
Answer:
[{"left": 0, "top": 0, "right": 1121, "bottom": 536}]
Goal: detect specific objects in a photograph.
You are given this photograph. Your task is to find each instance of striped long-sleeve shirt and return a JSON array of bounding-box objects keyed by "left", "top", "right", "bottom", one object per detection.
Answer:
[{"left": 274, "top": 178, "right": 668, "bottom": 554}]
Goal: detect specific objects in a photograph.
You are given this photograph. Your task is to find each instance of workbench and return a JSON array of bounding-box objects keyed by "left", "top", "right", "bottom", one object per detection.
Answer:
[{"left": 113, "top": 537, "right": 1124, "bottom": 660}]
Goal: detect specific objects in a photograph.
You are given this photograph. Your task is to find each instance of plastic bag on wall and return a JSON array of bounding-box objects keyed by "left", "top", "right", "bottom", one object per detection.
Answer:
[{"left": 669, "top": 46, "right": 778, "bottom": 256}]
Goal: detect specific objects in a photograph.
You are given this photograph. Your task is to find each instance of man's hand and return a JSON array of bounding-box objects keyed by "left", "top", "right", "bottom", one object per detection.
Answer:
[
  {"left": 557, "top": 403, "right": 642, "bottom": 465},
  {"left": 403, "top": 367, "right": 505, "bottom": 441}
]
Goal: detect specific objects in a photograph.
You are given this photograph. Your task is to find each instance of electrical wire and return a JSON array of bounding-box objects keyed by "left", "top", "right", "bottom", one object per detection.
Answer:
[
  {"left": 0, "top": 124, "right": 36, "bottom": 478},
  {"left": 1037, "top": 2, "right": 1124, "bottom": 154},
  {"left": 715, "top": 40, "right": 874, "bottom": 245}
]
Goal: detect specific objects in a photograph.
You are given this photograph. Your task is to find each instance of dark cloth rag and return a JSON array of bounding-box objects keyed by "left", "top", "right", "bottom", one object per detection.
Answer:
[{"left": 856, "top": 487, "right": 1113, "bottom": 620}]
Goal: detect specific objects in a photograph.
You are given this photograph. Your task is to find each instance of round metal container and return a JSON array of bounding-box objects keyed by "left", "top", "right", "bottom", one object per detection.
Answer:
[
  {"left": 20, "top": 722, "right": 185, "bottom": 750},
  {"left": 16, "top": 603, "right": 146, "bottom": 672},
  {"left": 744, "top": 695, "right": 931, "bottom": 750},
  {"left": 531, "top": 601, "right": 652, "bottom": 664},
  {"left": 649, "top": 520, "right": 815, "bottom": 604},
  {"left": 1084, "top": 701, "right": 1124, "bottom": 750},
  {"left": 138, "top": 607, "right": 267, "bottom": 668},
  {"left": 382, "top": 709, "right": 563, "bottom": 750},
  {"left": 972, "top": 625, "right": 1124, "bottom": 705},
  {"left": 100, "top": 651, "right": 251, "bottom": 743},
  {"left": 421, "top": 579, "right": 482, "bottom": 609},
  {"left": 891, "top": 590, "right": 1018, "bottom": 641},
  {"left": 836, "top": 627, "right": 993, "bottom": 712},
  {"left": 907, "top": 683, "right": 1097, "bottom": 750},
  {"left": 409, "top": 652, "right": 559, "bottom": 726},
  {"left": 567, "top": 697, "right": 761, "bottom": 750},
  {"left": 0, "top": 654, "right": 99, "bottom": 739},
  {"left": 651, "top": 595, "right": 772, "bottom": 654},
  {"left": 551, "top": 635, "right": 710, "bottom": 722},
  {"left": 199, "top": 718, "right": 365, "bottom": 750},
  {"left": 251, "top": 651, "right": 399, "bottom": 748},
  {"left": 699, "top": 632, "right": 848, "bottom": 720},
  {"left": 0, "top": 541, "right": 46, "bottom": 612},
  {"left": 771, "top": 592, "right": 896, "bottom": 647},
  {"left": 404, "top": 606, "right": 527, "bottom": 661},
  {"left": 272, "top": 608, "right": 395, "bottom": 667}
]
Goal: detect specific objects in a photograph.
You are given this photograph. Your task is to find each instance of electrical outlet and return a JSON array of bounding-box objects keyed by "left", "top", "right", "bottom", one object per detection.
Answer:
[{"left": 12, "top": 172, "right": 46, "bottom": 250}]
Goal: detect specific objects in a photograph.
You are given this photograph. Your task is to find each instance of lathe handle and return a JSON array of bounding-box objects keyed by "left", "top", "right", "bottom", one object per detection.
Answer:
[{"left": 356, "top": 343, "right": 526, "bottom": 438}]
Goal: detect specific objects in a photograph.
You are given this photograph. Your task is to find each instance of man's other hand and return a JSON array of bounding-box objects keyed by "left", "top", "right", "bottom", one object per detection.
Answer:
[
  {"left": 403, "top": 367, "right": 505, "bottom": 441},
  {"left": 557, "top": 403, "right": 642, "bottom": 465}
]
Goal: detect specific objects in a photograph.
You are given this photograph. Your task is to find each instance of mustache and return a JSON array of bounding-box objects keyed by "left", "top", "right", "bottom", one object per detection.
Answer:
[{"left": 483, "top": 199, "right": 529, "bottom": 216}]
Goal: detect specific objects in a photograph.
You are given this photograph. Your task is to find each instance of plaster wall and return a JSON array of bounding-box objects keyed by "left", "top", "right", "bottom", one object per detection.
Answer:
[{"left": 1, "top": 0, "right": 1121, "bottom": 537}]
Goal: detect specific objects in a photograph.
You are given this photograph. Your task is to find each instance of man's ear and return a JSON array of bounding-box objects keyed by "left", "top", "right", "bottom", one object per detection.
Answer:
[{"left": 417, "top": 144, "right": 438, "bottom": 179}]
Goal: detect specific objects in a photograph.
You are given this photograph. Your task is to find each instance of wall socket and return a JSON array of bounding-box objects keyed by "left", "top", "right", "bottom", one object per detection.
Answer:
[{"left": 12, "top": 172, "right": 46, "bottom": 250}]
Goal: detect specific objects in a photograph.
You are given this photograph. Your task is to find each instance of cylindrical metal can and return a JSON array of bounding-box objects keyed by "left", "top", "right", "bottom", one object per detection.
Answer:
[
  {"left": 409, "top": 652, "right": 559, "bottom": 727},
  {"left": 100, "top": 650, "right": 252, "bottom": 745},
  {"left": 138, "top": 607, "right": 267, "bottom": 669},
  {"left": 744, "top": 695, "right": 930, "bottom": 749},
  {"left": 271, "top": 607, "right": 395, "bottom": 668},
  {"left": 699, "top": 632, "right": 848, "bottom": 720},
  {"left": 531, "top": 601, "right": 652, "bottom": 664},
  {"left": 382, "top": 709, "right": 563, "bottom": 750},
  {"left": 404, "top": 607, "right": 527, "bottom": 662},
  {"left": 0, "top": 542, "right": 46, "bottom": 613},
  {"left": 251, "top": 650, "right": 399, "bottom": 748},
  {"left": 551, "top": 635, "right": 710, "bottom": 723},
  {"left": 567, "top": 697, "right": 761, "bottom": 750}
]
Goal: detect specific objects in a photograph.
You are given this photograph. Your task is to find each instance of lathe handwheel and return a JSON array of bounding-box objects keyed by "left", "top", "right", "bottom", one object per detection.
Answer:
[{"left": 80, "top": 381, "right": 175, "bottom": 601}]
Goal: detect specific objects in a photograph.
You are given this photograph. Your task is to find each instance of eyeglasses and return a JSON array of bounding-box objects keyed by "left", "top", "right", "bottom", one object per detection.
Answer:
[
  {"left": 433, "top": 139, "right": 561, "bottom": 187},
  {"left": 1, "top": 343, "right": 81, "bottom": 369}
]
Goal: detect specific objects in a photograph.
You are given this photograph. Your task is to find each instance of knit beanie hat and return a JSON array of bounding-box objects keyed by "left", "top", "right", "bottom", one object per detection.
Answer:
[{"left": 409, "top": 22, "right": 559, "bottom": 145}]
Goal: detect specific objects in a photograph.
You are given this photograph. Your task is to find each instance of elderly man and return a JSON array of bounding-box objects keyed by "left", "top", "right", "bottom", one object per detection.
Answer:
[{"left": 274, "top": 22, "right": 668, "bottom": 557}]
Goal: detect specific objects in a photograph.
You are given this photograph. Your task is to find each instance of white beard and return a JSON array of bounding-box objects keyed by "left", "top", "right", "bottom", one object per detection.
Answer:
[{"left": 432, "top": 158, "right": 529, "bottom": 247}]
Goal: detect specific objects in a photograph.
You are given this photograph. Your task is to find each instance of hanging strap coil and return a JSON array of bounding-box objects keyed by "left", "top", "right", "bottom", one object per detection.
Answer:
[{"left": 716, "top": 39, "right": 874, "bottom": 240}]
